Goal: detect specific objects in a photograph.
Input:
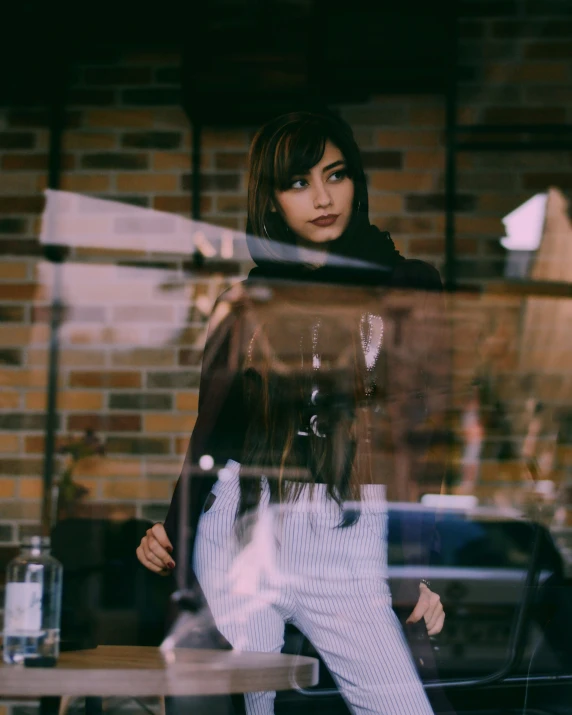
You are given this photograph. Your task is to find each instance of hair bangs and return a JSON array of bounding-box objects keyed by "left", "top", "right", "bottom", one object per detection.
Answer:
[{"left": 273, "top": 121, "right": 328, "bottom": 191}]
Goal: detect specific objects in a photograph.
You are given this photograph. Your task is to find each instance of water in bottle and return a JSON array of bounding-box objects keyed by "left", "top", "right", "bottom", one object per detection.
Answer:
[{"left": 3, "top": 535, "right": 63, "bottom": 664}]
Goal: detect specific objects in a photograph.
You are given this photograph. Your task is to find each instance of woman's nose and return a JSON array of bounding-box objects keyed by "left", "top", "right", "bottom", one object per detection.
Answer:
[{"left": 313, "top": 183, "right": 332, "bottom": 209}]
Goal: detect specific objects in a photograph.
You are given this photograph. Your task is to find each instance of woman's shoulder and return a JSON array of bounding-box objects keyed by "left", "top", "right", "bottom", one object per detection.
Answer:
[{"left": 390, "top": 258, "right": 443, "bottom": 291}]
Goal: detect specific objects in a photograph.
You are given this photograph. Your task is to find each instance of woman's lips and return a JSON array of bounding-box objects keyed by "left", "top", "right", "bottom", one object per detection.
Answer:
[{"left": 310, "top": 214, "right": 339, "bottom": 227}]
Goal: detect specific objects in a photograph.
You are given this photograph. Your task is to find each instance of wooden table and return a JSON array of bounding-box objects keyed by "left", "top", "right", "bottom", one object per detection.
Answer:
[{"left": 0, "top": 646, "right": 319, "bottom": 699}]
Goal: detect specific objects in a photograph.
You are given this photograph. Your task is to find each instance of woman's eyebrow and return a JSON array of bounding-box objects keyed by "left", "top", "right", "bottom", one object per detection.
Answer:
[{"left": 322, "top": 160, "right": 345, "bottom": 173}]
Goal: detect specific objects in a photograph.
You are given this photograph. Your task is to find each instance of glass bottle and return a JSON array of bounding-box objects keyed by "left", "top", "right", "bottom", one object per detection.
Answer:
[{"left": 3, "top": 535, "right": 63, "bottom": 664}]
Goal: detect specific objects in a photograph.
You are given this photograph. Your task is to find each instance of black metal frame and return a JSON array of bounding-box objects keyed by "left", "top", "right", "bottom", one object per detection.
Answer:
[{"left": 40, "top": 60, "right": 68, "bottom": 536}]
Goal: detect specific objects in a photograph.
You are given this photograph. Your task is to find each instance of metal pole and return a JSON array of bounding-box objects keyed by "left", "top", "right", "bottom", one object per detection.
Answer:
[
  {"left": 444, "top": 0, "right": 458, "bottom": 292},
  {"left": 40, "top": 62, "right": 67, "bottom": 536}
]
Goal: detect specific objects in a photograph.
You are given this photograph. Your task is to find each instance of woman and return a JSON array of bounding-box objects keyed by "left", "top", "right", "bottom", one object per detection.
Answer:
[{"left": 137, "top": 111, "right": 448, "bottom": 714}]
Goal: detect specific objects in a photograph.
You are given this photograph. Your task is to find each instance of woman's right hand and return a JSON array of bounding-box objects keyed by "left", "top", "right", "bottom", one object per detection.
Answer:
[{"left": 136, "top": 523, "right": 175, "bottom": 576}]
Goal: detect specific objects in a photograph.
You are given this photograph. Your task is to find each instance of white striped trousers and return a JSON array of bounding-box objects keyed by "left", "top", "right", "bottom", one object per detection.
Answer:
[{"left": 194, "top": 462, "right": 434, "bottom": 715}]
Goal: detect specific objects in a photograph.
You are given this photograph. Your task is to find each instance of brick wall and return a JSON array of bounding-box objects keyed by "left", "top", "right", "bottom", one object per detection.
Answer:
[{"left": 1, "top": 0, "right": 572, "bottom": 554}]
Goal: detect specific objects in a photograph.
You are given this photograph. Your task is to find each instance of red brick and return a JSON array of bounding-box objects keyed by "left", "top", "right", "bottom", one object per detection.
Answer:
[
  {"left": 404, "top": 151, "right": 445, "bottom": 171},
  {"left": 0, "top": 261, "right": 28, "bottom": 280},
  {"left": 361, "top": 151, "right": 402, "bottom": 170},
  {"left": 69, "top": 371, "right": 142, "bottom": 388},
  {"left": 383, "top": 216, "right": 435, "bottom": 234},
  {"left": 86, "top": 110, "right": 155, "bottom": 128},
  {"left": 122, "top": 132, "right": 182, "bottom": 150},
  {"left": 181, "top": 174, "right": 241, "bottom": 192},
  {"left": 0, "top": 502, "right": 40, "bottom": 519},
  {"left": 456, "top": 216, "right": 504, "bottom": 234},
  {"left": 152, "top": 196, "right": 212, "bottom": 214},
  {"left": 409, "top": 238, "right": 446, "bottom": 255},
  {"left": 152, "top": 152, "right": 192, "bottom": 171},
  {"left": 0, "top": 368, "right": 46, "bottom": 388},
  {"left": 29, "top": 437, "right": 65, "bottom": 461},
  {"left": 0, "top": 132, "right": 35, "bottom": 149},
  {"left": 0, "top": 283, "right": 36, "bottom": 300},
  {"left": 202, "top": 130, "right": 249, "bottom": 149},
  {"left": 0, "top": 458, "right": 42, "bottom": 476},
  {"left": 484, "top": 107, "right": 566, "bottom": 124},
  {"left": 0, "top": 306, "right": 26, "bottom": 323},
  {"left": 178, "top": 349, "right": 202, "bottom": 367},
  {"left": 0, "top": 478, "right": 16, "bottom": 498},
  {"left": 0, "top": 435, "right": 19, "bottom": 453},
  {"left": 67, "top": 414, "right": 142, "bottom": 432},
  {"left": 376, "top": 130, "right": 442, "bottom": 149},
  {"left": 74, "top": 456, "right": 143, "bottom": 478},
  {"left": 2, "top": 154, "right": 75, "bottom": 171},
  {"left": 0, "top": 218, "right": 27, "bottom": 233},
  {"left": 116, "top": 174, "right": 178, "bottom": 192},
  {"left": 370, "top": 172, "right": 434, "bottom": 192},
  {"left": 8, "top": 110, "right": 81, "bottom": 128},
  {"left": 524, "top": 172, "right": 572, "bottom": 190},
  {"left": 410, "top": 107, "right": 445, "bottom": 126},
  {"left": 0, "top": 197, "right": 45, "bottom": 214},
  {"left": 112, "top": 348, "right": 176, "bottom": 367},
  {"left": 81, "top": 153, "right": 147, "bottom": 170},
  {"left": 144, "top": 414, "right": 197, "bottom": 433},
  {"left": 106, "top": 436, "right": 170, "bottom": 455},
  {"left": 0, "top": 175, "right": 37, "bottom": 194},
  {"left": 217, "top": 195, "right": 247, "bottom": 213},
  {"left": 478, "top": 193, "right": 531, "bottom": 213},
  {"left": 0, "top": 324, "right": 48, "bottom": 345},
  {"left": 368, "top": 194, "right": 404, "bottom": 213},
  {"left": 175, "top": 392, "right": 199, "bottom": 411},
  {"left": 25, "top": 390, "right": 103, "bottom": 411},
  {"left": 0, "top": 390, "right": 20, "bottom": 408},
  {"left": 214, "top": 152, "right": 249, "bottom": 170},
  {"left": 0, "top": 238, "right": 41, "bottom": 256},
  {"left": 19, "top": 478, "right": 42, "bottom": 499},
  {"left": 64, "top": 132, "right": 117, "bottom": 150},
  {"left": 405, "top": 194, "right": 476, "bottom": 213},
  {"left": 175, "top": 436, "right": 190, "bottom": 455},
  {"left": 60, "top": 175, "right": 111, "bottom": 192}
]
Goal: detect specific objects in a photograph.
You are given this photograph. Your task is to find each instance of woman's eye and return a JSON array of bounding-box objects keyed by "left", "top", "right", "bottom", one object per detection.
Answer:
[
  {"left": 290, "top": 178, "right": 308, "bottom": 189},
  {"left": 329, "top": 170, "right": 347, "bottom": 182}
]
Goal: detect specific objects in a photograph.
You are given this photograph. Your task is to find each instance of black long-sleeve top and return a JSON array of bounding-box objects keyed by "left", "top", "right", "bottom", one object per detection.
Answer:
[{"left": 164, "top": 259, "right": 447, "bottom": 609}]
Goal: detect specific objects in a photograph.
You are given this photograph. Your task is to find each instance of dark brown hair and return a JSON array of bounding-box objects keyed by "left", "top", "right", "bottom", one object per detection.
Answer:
[{"left": 246, "top": 111, "right": 369, "bottom": 265}]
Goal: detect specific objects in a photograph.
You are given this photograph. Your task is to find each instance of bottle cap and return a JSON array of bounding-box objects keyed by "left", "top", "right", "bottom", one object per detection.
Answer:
[{"left": 22, "top": 535, "right": 50, "bottom": 549}]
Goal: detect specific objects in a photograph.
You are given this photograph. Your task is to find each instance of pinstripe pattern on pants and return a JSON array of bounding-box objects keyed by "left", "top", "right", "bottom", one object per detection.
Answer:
[{"left": 194, "top": 461, "right": 434, "bottom": 715}]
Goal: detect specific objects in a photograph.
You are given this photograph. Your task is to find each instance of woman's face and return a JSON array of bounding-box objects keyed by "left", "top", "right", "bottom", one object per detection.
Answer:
[{"left": 273, "top": 140, "right": 354, "bottom": 244}]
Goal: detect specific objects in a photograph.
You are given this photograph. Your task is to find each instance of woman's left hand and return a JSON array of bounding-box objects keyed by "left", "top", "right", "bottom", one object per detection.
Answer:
[{"left": 406, "top": 582, "right": 445, "bottom": 636}]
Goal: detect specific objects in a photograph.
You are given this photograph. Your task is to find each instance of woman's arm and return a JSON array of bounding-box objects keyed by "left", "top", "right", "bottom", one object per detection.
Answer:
[{"left": 138, "top": 287, "right": 250, "bottom": 572}]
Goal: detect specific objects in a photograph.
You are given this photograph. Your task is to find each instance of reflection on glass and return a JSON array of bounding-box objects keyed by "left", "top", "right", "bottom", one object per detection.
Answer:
[{"left": 25, "top": 113, "right": 572, "bottom": 714}]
